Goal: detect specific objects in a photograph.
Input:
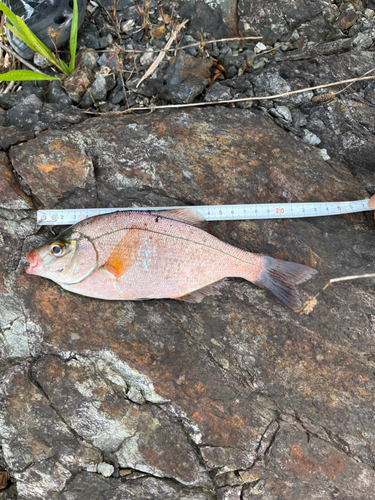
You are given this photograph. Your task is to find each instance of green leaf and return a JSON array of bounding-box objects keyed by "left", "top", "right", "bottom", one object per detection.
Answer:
[
  {"left": 68, "top": 0, "right": 79, "bottom": 73},
  {"left": 5, "top": 21, "right": 61, "bottom": 69},
  {"left": 0, "top": 70, "right": 60, "bottom": 81},
  {"left": 1, "top": 0, "right": 66, "bottom": 72}
]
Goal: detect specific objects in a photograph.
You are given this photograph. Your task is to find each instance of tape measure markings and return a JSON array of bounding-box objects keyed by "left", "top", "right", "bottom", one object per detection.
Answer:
[{"left": 36, "top": 199, "right": 372, "bottom": 225}]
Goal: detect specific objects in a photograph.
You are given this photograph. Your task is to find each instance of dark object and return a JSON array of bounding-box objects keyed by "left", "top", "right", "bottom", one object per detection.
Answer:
[{"left": 5, "top": 0, "right": 87, "bottom": 60}]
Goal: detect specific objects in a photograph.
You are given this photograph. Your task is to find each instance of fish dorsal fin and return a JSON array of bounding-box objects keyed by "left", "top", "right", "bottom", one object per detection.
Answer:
[
  {"left": 102, "top": 230, "right": 141, "bottom": 278},
  {"left": 156, "top": 208, "right": 210, "bottom": 232},
  {"left": 176, "top": 279, "right": 228, "bottom": 303}
]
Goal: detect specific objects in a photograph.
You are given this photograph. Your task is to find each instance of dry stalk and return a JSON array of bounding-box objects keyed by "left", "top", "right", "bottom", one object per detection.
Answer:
[
  {"left": 136, "top": 18, "right": 188, "bottom": 88},
  {"left": 114, "top": 35, "right": 262, "bottom": 55},
  {"left": 298, "top": 273, "right": 375, "bottom": 314},
  {"left": 116, "top": 54, "right": 130, "bottom": 109},
  {"left": 83, "top": 73, "right": 375, "bottom": 115},
  {"left": 333, "top": 66, "right": 375, "bottom": 96},
  {"left": 96, "top": 0, "right": 122, "bottom": 40},
  {"left": 3, "top": 80, "right": 15, "bottom": 93},
  {"left": 0, "top": 42, "right": 49, "bottom": 76}
]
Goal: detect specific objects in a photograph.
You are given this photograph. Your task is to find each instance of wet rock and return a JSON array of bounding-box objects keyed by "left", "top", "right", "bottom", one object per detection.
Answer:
[
  {"left": 158, "top": 53, "right": 213, "bottom": 103},
  {"left": 7, "top": 95, "right": 44, "bottom": 132},
  {"left": 78, "top": 21, "right": 102, "bottom": 49},
  {"left": 164, "top": 52, "right": 212, "bottom": 85},
  {"left": 275, "top": 38, "right": 352, "bottom": 62},
  {"left": 80, "top": 74, "right": 108, "bottom": 108},
  {"left": 226, "top": 66, "right": 238, "bottom": 78},
  {"left": 0, "top": 153, "right": 33, "bottom": 210},
  {"left": 241, "top": 421, "right": 375, "bottom": 499},
  {"left": 159, "top": 82, "right": 207, "bottom": 104},
  {"left": 97, "top": 52, "right": 122, "bottom": 69},
  {"left": 238, "top": 0, "right": 322, "bottom": 41},
  {"left": 9, "top": 130, "right": 95, "bottom": 208},
  {"left": 97, "top": 462, "right": 114, "bottom": 477},
  {"left": 0, "top": 126, "right": 33, "bottom": 151},
  {"left": 0, "top": 84, "right": 44, "bottom": 110},
  {"left": 45, "top": 81, "right": 73, "bottom": 108},
  {"left": 352, "top": 32, "right": 373, "bottom": 49},
  {"left": 61, "top": 474, "right": 215, "bottom": 500},
  {"left": 334, "top": 10, "right": 359, "bottom": 30},
  {"left": 205, "top": 82, "right": 232, "bottom": 102},
  {"left": 75, "top": 49, "right": 100, "bottom": 70},
  {"left": 250, "top": 67, "right": 314, "bottom": 106},
  {"left": 32, "top": 355, "right": 211, "bottom": 487},
  {"left": 1, "top": 107, "right": 375, "bottom": 498},
  {"left": 0, "top": 365, "right": 102, "bottom": 499},
  {"left": 64, "top": 67, "right": 95, "bottom": 103},
  {"left": 178, "top": 2, "right": 233, "bottom": 38},
  {"left": 303, "top": 129, "right": 321, "bottom": 146}
]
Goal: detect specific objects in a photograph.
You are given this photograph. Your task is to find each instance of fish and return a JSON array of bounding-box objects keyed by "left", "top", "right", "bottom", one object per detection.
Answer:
[{"left": 25, "top": 209, "right": 317, "bottom": 309}]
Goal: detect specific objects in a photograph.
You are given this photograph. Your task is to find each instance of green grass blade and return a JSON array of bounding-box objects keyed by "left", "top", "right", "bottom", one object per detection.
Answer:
[
  {"left": 0, "top": 70, "right": 60, "bottom": 81},
  {"left": 59, "top": 59, "right": 70, "bottom": 75},
  {"left": 5, "top": 22, "right": 61, "bottom": 69},
  {"left": 1, "top": 0, "right": 66, "bottom": 72},
  {"left": 68, "top": 0, "right": 78, "bottom": 73}
]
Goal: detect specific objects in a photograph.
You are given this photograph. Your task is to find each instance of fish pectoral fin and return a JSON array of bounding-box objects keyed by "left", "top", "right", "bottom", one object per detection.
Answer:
[
  {"left": 102, "top": 262, "right": 122, "bottom": 278},
  {"left": 102, "top": 230, "right": 141, "bottom": 278},
  {"left": 176, "top": 279, "right": 228, "bottom": 303}
]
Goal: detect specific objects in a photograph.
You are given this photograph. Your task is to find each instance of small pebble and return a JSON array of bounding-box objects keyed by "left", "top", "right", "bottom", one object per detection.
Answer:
[
  {"left": 127, "top": 387, "right": 145, "bottom": 404},
  {"left": 275, "top": 104, "right": 292, "bottom": 122},
  {"left": 97, "top": 463, "right": 115, "bottom": 477},
  {"left": 140, "top": 49, "right": 154, "bottom": 66},
  {"left": 318, "top": 148, "right": 330, "bottom": 160},
  {"left": 255, "top": 42, "right": 267, "bottom": 53},
  {"left": 121, "top": 19, "right": 135, "bottom": 35},
  {"left": 252, "top": 57, "right": 267, "bottom": 69},
  {"left": 303, "top": 129, "right": 321, "bottom": 146}
]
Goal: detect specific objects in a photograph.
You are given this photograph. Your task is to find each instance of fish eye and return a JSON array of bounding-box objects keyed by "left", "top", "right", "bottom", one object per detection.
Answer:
[{"left": 50, "top": 243, "right": 66, "bottom": 257}]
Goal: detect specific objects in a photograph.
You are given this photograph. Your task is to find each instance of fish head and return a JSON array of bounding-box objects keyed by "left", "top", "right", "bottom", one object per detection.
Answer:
[{"left": 26, "top": 229, "right": 98, "bottom": 285}]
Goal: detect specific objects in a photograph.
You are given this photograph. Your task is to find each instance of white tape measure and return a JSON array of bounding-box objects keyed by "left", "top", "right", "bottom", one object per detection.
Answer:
[{"left": 37, "top": 198, "right": 372, "bottom": 225}]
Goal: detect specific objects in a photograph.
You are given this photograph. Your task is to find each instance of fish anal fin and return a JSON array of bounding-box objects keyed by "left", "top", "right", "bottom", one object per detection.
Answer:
[
  {"left": 176, "top": 279, "right": 228, "bottom": 303},
  {"left": 102, "top": 230, "right": 141, "bottom": 278}
]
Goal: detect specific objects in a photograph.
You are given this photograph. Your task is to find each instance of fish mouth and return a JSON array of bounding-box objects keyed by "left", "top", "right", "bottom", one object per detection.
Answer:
[{"left": 26, "top": 250, "right": 43, "bottom": 275}]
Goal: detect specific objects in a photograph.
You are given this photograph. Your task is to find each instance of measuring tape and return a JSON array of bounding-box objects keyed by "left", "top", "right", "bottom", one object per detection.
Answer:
[{"left": 37, "top": 198, "right": 373, "bottom": 225}]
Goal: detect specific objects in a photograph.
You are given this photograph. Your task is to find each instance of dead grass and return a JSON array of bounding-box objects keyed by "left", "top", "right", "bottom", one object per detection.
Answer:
[{"left": 297, "top": 273, "right": 375, "bottom": 314}]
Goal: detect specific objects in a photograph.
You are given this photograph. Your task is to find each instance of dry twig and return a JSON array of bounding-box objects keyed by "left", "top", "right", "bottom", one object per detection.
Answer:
[
  {"left": 136, "top": 19, "right": 188, "bottom": 88},
  {"left": 83, "top": 73, "right": 375, "bottom": 115},
  {"left": 115, "top": 35, "right": 262, "bottom": 55},
  {"left": 298, "top": 273, "right": 375, "bottom": 314},
  {"left": 0, "top": 41, "right": 49, "bottom": 76}
]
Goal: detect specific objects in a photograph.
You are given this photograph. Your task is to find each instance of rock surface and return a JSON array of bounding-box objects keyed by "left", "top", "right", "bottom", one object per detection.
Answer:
[
  {"left": 1, "top": 0, "right": 375, "bottom": 497},
  {"left": 0, "top": 107, "right": 375, "bottom": 499}
]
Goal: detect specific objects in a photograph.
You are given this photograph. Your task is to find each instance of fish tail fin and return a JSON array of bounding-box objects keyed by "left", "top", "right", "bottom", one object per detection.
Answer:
[{"left": 255, "top": 256, "right": 318, "bottom": 309}]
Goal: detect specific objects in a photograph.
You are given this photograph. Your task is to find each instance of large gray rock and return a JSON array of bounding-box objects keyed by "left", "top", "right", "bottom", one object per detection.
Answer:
[{"left": 0, "top": 107, "right": 375, "bottom": 499}]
